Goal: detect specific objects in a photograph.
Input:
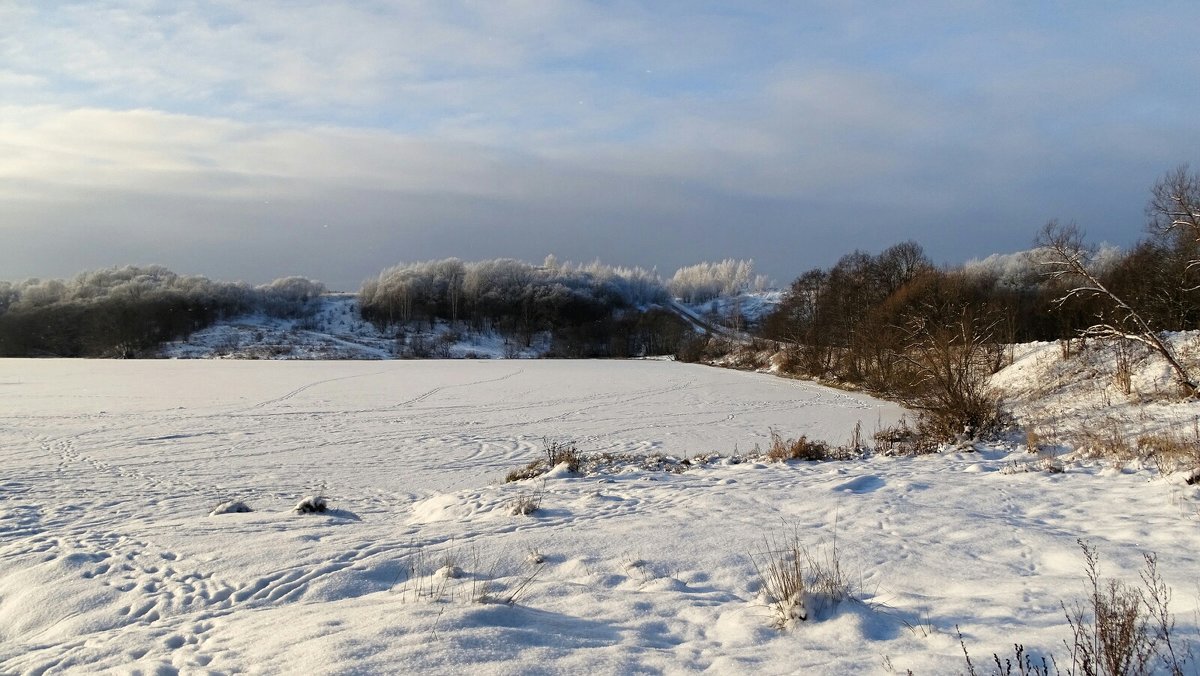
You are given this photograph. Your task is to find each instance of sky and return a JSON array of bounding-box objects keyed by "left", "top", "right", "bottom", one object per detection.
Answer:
[{"left": 2, "top": 1, "right": 1198, "bottom": 290}]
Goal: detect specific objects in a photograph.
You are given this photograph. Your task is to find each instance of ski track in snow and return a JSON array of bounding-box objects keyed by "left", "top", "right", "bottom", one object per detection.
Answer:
[{"left": 0, "top": 359, "right": 1196, "bottom": 674}]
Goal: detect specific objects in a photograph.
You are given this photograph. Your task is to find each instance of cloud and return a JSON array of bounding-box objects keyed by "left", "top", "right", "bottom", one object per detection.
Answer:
[{"left": 1, "top": 2, "right": 1198, "bottom": 289}]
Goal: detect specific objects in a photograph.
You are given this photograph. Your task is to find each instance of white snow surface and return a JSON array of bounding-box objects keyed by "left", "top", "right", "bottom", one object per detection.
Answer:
[
  {"left": 677, "top": 291, "right": 782, "bottom": 333},
  {"left": 159, "top": 294, "right": 396, "bottom": 360},
  {"left": 993, "top": 333, "right": 1200, "bottom": 456},
  {"left": 1, "top": 359, "right": 1197, "bottom": 674}
]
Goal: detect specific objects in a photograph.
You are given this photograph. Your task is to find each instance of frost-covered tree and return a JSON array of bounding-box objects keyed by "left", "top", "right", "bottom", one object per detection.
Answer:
[
  {"left": 668, "top": 259, "right": 754, "bottom": 303},
  {"left": 358, "top": 257, "right": 678, "bottom": 355},
  {"left": 255, "top": 277, "right": 327, "bottom": 318},
  {"left": 0, "top": 266, "right": 322, "bottom": 357}
]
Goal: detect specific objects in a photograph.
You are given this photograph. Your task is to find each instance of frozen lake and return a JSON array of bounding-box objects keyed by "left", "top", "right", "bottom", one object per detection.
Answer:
[{"left": 1, "top": 359, "right": 1194, "bottom": 674}]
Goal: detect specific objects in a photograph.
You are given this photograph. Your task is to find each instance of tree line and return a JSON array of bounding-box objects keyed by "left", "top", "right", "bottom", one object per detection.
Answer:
[
  {"left": 756, "top": 165, "right": 1200, "bottom": 436},
  {"left": 358, "top": 257, "right": 691, "bottom": 358},
  {"left": 0, "top": 257, "right": 762, "bottom": 359},
  {"left": 0, "top": 266, "right": 325, "bottom": 357}
]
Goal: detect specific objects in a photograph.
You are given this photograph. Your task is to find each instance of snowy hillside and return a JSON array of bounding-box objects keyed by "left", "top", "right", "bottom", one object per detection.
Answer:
[
  {"left": 158, "top": 294, "right": 545, "bottom": 360},
  {"left": 156, "top": 292, "right": 781, "bottom": 360},
  {"left": 159, "top": 294, "right": 391, "bottom": 360},
  {"left": 992, "top": 333, "right": 1200, "bottom": 467},
  {"left": 1, "top": 359, "right": 1196, "bottom": 674}
]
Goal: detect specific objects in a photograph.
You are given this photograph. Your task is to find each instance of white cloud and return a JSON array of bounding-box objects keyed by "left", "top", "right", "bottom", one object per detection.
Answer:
[{"left": 1, "top": 1, "right": 1198, "bottom": 287}]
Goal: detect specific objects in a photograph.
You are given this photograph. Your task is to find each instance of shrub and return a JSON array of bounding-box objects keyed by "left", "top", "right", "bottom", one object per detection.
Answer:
[
  {"left": 961, "top": 540, "right": 1192, "bottom": 676},
  {"left": 913, "top": 389, "right": 1008, "bottom": 444},
  {"left": 544, "top": 440, "right": 583, "bottom": 472},
  {"left": 765, "top": 430, "right": 830, "bottom": 462},
  {"left": 1062, "top": 541, "right": 1190, "bottom": 676},
  {"left": 674, "top": 335, "right": 710, "bottom": 363}
]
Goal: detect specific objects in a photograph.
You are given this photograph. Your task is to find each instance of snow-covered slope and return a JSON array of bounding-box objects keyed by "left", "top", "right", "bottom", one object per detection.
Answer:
[
  {"left": 992, "top": 332, "right": 1200, "bottom": 460},
  {"left": 157, "top": 291, "right": 781, "bottom": 360},
  {"left": 159, "top": 294, "right": 393, "bottom": 359},
  {"left": 158, "top": 294, "right": 543, "bottom": 360},
  {"left": 1, "top": 359, "right": 1196, "bottom": 674},
  {"left": 674, "top": 291, "right": 782, "bottom": 336}
]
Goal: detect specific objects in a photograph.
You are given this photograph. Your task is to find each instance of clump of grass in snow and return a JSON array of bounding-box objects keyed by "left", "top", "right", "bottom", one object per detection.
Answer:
[
  {"left": 394, "top": 545, "right": 546, "bottom": 606},
  {"left": 505, "top": 440, "right": 585, "bottom": 482},
  {"left": 764, "top": 429, "right": 831, "bottom": 462},
  {"left": 509, "top": 481, "right": 545, "bottom": 516},
  {"left": 472, "top": 551, "right": 545, "bottom": 606},
  {"left": 1000, "top": 450, "right": 1065, "bottom": 475},
  {"left": 751, "top": 528, "right": 856, "bottom": 629},
  {"left": 394, "top": 547, "right": 457, "bottom": 603},
  {"left": 209, "top": 500, "right": 253, "bottom": 516}
]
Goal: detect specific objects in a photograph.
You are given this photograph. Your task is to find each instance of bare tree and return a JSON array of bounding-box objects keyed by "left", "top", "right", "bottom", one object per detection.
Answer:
[
  {"left": 1148, "top": 165, "right": 1200, "bottom": 250},
  {"left": 1148, "top": 165, "right": 1200, "bottom": 298},
  {"left": 1036, "top": 220, "right": 1198, "bottom": 397},
  {"left": 898, "top": 299, "right": 1004, "bottom": 440}
]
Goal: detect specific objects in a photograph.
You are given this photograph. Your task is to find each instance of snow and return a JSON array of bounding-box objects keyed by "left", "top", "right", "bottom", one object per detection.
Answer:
[
  {"left": 156, "top": 292, "right": 783, "bottom": 361},
  {"left": 158, "top": 294, "right": 543, "bottom": 361},
  {"left": 676, "top": 291, "right": 783, "bottom": 335},
  {"left": 1, "top": 358, "right": 1197, "bottom": 674},
  {"left": 993, "top": 333, "right": 1200, "bottom": 457},
  {"left": 159, "top": 294, "right": 395, "bottom": 360}
]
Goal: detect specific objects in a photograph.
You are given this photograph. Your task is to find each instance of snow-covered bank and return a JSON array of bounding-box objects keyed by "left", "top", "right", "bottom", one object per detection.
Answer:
[
  {"left": 993, "top": 333, "right": 1200, "bottom": 458},
  {"left": 0, "top": 360, "right": 1196, "bottom": 674}
]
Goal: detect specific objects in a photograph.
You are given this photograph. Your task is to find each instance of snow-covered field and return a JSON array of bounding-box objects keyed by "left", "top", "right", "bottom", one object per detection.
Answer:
[{"left": 1, "top": 359, "right": 1197, "bottom": 674}]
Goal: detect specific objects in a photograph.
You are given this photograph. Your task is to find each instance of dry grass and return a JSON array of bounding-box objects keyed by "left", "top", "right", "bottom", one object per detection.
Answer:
[
  {"left": 765, "top": 430, "right": 831, "bottom": 462},
  {"left": 872, "top": 418, "right": 939, "bottom": 456},
  {"left": 1062, "top": 540, "right": 1191, "bottom": 676},
  {"left": 1138, "top": 423, "right": 1200, "bottom": 477},
  {"left": 1073, "top": 419, "right": 1138, "bottom": 460},
  {"left": 505, "top": 440, "right": 586, "bottom": 482},
  {"left": 752, "top": 533, "right": 809, "bottom": 628},
  {"left": 959, "top": 631, "right": 1052, "bottom": 676},
  {"left": 961, "top": 540, "right": 1193, "bottom": 676},
  {"left": 394, "top": 546, "right": 545, "bottom": 607},
  {"left": 509, "top": 482, "right": 545, "bottom": 516},
  {"left": 751, "top": 529, "right": 855, "bottom": 629},
  {"left": 293, "top": 495, "right": 328, "bottom": 514},
  {"left": 543, "top": 440, "right": 583, "bottom": 471}
]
